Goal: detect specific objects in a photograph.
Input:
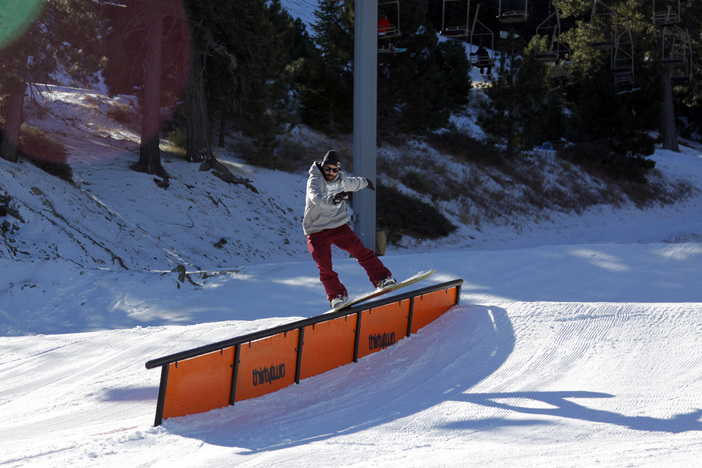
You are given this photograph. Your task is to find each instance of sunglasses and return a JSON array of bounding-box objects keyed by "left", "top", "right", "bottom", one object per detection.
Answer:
[{"left": 323, "top": 166, "right": 339, "bottom": 174}]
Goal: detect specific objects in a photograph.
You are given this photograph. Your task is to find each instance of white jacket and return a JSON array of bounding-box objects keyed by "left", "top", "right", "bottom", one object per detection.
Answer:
[{"left": 302, "top": 162, "right": 369, "bottom": 235}]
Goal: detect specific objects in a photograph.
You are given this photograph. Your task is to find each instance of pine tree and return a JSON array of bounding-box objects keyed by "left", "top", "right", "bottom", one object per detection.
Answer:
[
  {"left": 236, "top": 0, "right": 296, "bottom": 163},
  {"left": 556, "top": 0, "right": 698, "bottom": 152},
  {"left": 184, "top": 0, "right": 295, "bottom": 166},
  {"left": 677, "top": 1, "right": 701, "bottom": 141},
  {"left": 378, "top": 0, "right": 471, "bottom": 135},
  {"left": 299, "top": 0, "right": 354, "bottom": 133},
  {"left": 302, "top": 0, "right": 471, "bottom": 136},
  {"left": 477, "top": 32, "right": 525, "bottom": 156},
  {"left": 516, "top": 42, "right": 567, "bottom": 149},
  {"left": 0, "top": 0, "right": 102, "bottom": 163},
  {"left": 101, "top": 0, "right": 190, "bottom": 186}
]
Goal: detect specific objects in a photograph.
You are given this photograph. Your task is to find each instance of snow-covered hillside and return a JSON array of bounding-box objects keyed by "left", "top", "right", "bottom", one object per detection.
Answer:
[{"left": 1, "top": 79, "right": 702, "bottom": 466}]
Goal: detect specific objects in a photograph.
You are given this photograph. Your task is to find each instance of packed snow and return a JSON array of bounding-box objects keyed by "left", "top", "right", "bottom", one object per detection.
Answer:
[
  {"left": 1, "top": 10, "right": 702, "bottom": 465},
  {"left": 1, "top": 81, "right": 701, "bottom": 468}
]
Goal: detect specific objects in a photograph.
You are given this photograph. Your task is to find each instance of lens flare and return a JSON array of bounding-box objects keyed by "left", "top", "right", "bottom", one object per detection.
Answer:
[{"left": 0, "top": 0, "right": 44, "bottom": 50}]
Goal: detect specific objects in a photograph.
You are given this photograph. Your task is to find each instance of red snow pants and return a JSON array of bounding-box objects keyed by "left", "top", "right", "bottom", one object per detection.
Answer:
[{"left": 306, "top": 224, "right": 392, "bottom": 302}]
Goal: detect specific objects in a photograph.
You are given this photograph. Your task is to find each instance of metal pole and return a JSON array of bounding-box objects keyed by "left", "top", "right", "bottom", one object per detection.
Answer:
[{"left": 353, "top": 0, "right": 377, "bottom": 251}]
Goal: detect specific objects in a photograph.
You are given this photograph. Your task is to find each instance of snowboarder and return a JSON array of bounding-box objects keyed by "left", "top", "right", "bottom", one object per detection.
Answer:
[
  {"left": 471, "top": 46, "right": 492, "bottom": 76},
  {"left": 549, "top": 59, "right": 570, "bottom": 89},
  {"left": 378, "top": 15, "right": 393, "bottom": 36},
  {"left": 303, "top": 150, "right": 395, "bottom": 308}
]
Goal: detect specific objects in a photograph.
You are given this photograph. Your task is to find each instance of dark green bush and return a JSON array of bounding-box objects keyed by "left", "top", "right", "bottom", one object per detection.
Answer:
[
  {"left": 426, "top": 130, "right": 501, "bottom": 165},
  {"left": 106, "top": 103, "right": 134, "bottom": 125},
  {"left": 19, "top": 125, "right": 73, "bottom": 182},
  {"left": 377, "top": 184, "right": 456, "bottom": 243},
  {"left": 400, "top": 169, "right": 433, "bottom": 195},
  {"left": 611, "top": 133, "right": 656, "bottom": 157},
  {"left": 166, "top": 129, "right": 187, "bottom": 150},
  {"left": 557, "top": 141, "right": 655, "bottom": 184}
]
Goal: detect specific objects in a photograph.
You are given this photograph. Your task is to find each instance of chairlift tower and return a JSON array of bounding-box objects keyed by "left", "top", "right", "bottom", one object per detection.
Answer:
[{"left": 353, "top": 0, "right": 378, "bottom": 251}]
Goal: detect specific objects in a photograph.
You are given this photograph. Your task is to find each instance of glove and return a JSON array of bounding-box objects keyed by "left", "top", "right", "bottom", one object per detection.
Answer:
[
  {"left": 332, "top": 191, "right": 349, "bottom": 204},
  {"left": 365, "top": 178, "right": 375, "bottom": 191}
]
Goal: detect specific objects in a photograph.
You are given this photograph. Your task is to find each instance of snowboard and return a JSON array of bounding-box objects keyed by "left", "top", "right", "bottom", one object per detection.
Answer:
[
  {"left": 326, "top": 269, "right": 436, "bottom": 313},
  {"left": 378, "top": 47, "right": 407, "bottom": 54}
]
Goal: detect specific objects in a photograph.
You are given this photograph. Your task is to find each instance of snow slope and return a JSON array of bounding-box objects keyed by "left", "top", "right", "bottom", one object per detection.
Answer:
[
  {"left": 2, "top": 242, "right": 701, "bottom": 467},
  {"left": 1, "top": 87, "right": 702, "bottom": 466}
]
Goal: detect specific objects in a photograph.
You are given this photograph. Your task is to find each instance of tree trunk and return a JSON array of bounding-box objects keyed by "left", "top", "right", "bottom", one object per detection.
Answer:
[
  {"left": 185, "top": 51, "right": 212, "bottom": 162},
  {"left": 183, "top": 49, "right": 256, "bottom": 192},
  {"left": 506, "top": 101, "right": 516, "bottom": 158},
  {"left": 218, "top": 113, "right": 226, "bottom": 148},
  {"left": 0, "top": 84, "right": 25, "bottom": 163},
  {"left": 660, "top": 65, "right": 679, "bottom": 152},
  {"left": 0, "top": 55, "right": 27, "bottom": 163},
  {"left": 133, "top": 9, "right": 168, "bottom": 185}
]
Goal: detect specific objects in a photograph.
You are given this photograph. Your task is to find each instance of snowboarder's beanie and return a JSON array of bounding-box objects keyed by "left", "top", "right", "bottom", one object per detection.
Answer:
[{"left": 322, "top": 150, "right": 341, "bottom": 168}]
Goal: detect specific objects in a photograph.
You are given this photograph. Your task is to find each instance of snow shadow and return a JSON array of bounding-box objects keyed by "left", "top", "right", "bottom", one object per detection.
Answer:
[
  {"left": 0, "top": 262, "right": 324, "bottom": 336},
  {"left": 163, "top": 304, "right": 516, "bottom": 453},
  {"left": 454, "top": 243, "right": 702, "bottom": 304},
  {"left": 445, "top": 391, "right": 702, "bottom": 434},
  {"left": 101, "top": 386, "right": 158, "bottom": 402}
]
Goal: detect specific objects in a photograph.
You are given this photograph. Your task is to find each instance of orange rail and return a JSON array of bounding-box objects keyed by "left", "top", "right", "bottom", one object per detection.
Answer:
[{"left": 146, "top": 279, "right": 462, "bottom": 425}]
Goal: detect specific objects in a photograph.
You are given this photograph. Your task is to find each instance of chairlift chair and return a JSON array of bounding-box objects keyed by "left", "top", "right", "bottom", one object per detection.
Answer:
[
  {"left": 661, "top": 25, "right": 690, "bottom": 65},
  {"left": 548, "top": 59, "right": 575, "bottom": 89},
  {"left": 469, "top": 5, "right": 495, "bottom": 73},
  {"left": 610, "top": 16, "right": 635, "bottom": 86},
  {"left": 589, "top": 0, "right": 617, "bottom": 50},
  {"left": 670, "top": 60, "right": 692, "bottom": 85},
  {"left": 662, "top": 25, "right": 693, "bottom": 84},
  {"left": 670, "top": 65, "right": 692, "bottom": 85},
  {"left": 652, "top": 0, "right": 680, "bottom": 26},
  {"left": 498, "top": 0, "right": 528, "bottom": 24},
  {"left": 534, "top": 1, "right": 563, "bottom": 62},
  {"left": 378, "top": 0, "right": 401, "bottom": 39},
  {"left": 441, "top": 0, "right": 471, "bottom": 38}
]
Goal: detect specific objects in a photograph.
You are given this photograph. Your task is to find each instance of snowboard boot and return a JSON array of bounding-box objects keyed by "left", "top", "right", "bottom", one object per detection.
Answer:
[
  {"left": 376, "top": 277, "right": 397, "bottom": 289},
  {"left": 330, "top": 295, "right": 348, "bottom": 309}
]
